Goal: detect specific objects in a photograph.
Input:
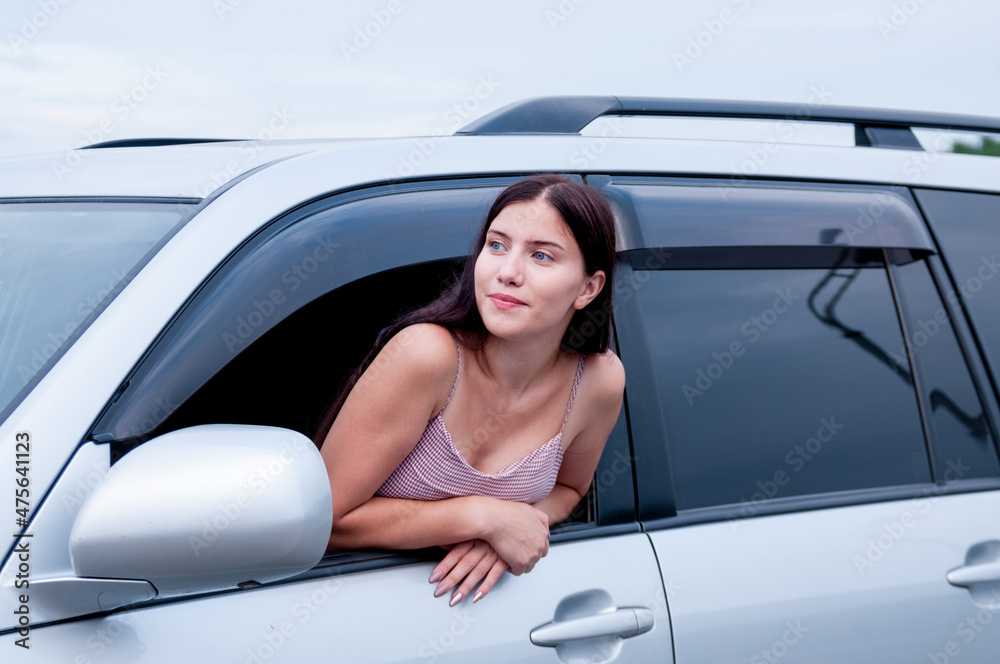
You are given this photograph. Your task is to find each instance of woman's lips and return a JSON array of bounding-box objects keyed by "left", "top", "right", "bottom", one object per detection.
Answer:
[{"left": 489, "top": 293, "right": 526, "bottom": 310}]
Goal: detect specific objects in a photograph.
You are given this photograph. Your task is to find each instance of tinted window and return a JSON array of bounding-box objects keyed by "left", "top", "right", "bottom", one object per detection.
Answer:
[
  {"left": 636, "top": 255, "right": 931, "bottom": 511},
  {"left": 892, "top": 256, "right": 1000, "bottom": 480},
  {"left": 914, "top": 189, "right": 1000, "bottom": 375}
]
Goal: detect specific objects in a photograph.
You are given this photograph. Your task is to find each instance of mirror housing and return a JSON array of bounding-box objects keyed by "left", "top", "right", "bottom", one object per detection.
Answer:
[{"left": 69, "top": 424, "right": 332, "bottom": 599}]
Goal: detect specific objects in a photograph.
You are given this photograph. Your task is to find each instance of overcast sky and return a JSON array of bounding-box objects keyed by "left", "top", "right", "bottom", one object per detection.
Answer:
[{"left": 1, "top": 0, "right": 997, "bottom": 159}]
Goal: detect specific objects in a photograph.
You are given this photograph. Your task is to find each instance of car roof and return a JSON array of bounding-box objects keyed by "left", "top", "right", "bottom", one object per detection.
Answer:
[{"left": 2, "top": 122, "right": 999, "bottom": 200}]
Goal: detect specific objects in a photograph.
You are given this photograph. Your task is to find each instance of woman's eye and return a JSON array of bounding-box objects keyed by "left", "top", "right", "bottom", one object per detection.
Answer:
[
  {"left": 533, "top": 251, "right": 552, "bottom": 261},
  {"left": 490, "top": 240, "right": 503, "bottom": 251}
]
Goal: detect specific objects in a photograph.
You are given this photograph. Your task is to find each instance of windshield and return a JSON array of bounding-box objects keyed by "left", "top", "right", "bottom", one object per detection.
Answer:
[{"left": 0, "top": 200, "right": 196, "bottom": 420}]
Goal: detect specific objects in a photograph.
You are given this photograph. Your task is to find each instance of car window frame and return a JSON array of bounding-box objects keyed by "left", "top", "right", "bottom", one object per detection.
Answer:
[
  {"left": 592, "top": 175, "right": 1000, "bottom": 528},
  {"left": 83, "top": 175, "right": 641, "bottom": 579}
]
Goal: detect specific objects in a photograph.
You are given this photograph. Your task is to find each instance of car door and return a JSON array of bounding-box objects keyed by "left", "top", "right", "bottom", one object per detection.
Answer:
[
  {"left": 602, "top": 176, "right": 1000, "bottom": 662},
  {"left": 2, "top": 177, "right": 673, "bottom": 662}
]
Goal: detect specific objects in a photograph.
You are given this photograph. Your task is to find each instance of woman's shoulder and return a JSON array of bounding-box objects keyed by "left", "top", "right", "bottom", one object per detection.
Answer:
[
  {"left": 560, "top": 350, "right": 624, "bottom": 452},
  {"left": 582, "top": 349, "right": 625, "bottom": 397},
  {"left": 573, "top": 349, "right": 625, "bottom": 419},
  {"left": 377, "top": 323, "right": 461, "bottom": 382}
]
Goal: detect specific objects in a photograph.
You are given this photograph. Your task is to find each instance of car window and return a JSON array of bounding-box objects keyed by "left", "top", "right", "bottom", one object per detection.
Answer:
[
  {"left": 890, "top": 253, "right": 1000, "bottom": 480},
  {"left": 635, "top": 251, "right": 931, "bottom": 511},
  {"left": 87, "top": 176, "right": 631, "bottom": 534},
  {"left": 91, "top": 181, "right": 509, "bottom": 444},
  {"left": 0, "top": 200, "right": 195, "bottom": 422},
  {"left": 596, "top": 178, "right": 988, "bottom": 515},
  {"left": 159, "top": 259, "right": 464, "bottom": 441},
  {"left": 913, "top": 189, "right": 1000, "bottom": 383}
]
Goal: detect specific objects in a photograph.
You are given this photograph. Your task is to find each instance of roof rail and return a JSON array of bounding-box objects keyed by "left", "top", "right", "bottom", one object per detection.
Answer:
[
  {"left": 456, "top": 96, "right": 1000, "bottom": 150},
  {"left": 81, "top": 138, "right": 241, "bottom": 150}
]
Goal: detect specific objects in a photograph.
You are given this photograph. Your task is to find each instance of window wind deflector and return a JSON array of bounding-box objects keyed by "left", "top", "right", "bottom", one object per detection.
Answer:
[{"left": 610, "top": 184, "right": 934, "bottom": 253}]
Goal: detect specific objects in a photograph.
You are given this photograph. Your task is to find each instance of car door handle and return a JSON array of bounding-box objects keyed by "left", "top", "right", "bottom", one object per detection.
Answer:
[
  {"left": 947, "top": 560, "right": 1000, "bottom": 587},
  {"left": 530, "top": 608, "right": 654, "bottom": 646}
]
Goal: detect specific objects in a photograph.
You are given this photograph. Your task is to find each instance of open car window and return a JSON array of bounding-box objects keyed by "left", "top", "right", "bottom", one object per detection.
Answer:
[{"left": 91, "top": 180, "right": 512, "bottom": 446}]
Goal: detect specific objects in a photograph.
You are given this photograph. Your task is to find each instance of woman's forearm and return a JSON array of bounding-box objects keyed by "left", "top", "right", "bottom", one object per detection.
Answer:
[
  {"left": 329, "top": 493, "right": 550, "bottom": 576},
  {"left": 532, "top": 483, "right": 587, "bottom": 527},
  {"left": 328, "top": 495, "right": 489, "bottom": 552}
]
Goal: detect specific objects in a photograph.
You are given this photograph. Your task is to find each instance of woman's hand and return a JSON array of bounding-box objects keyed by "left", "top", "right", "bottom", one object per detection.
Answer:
[
  {"left": 478, "top": 498, "right": 550, "bottom": 576},
  {"left": 428, "top": 498, "right": 551, "bottom": 605},
  {"left": 429, "top": 539, "right": 508, "bottom": 605}
]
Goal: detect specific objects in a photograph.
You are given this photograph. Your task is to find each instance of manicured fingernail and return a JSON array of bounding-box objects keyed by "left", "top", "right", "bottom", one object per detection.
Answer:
[
  {"left": 434, "top": 584, "right": 447, "bottom": 598},
  {"left": 429, "top": 570, "right": 443, "bottom": 583},
  {"left": 449, "top": 593, "right": 463, "bottom": 607},
  {"left": 472, "top": 592, "right": 483, "bottom": 603}
]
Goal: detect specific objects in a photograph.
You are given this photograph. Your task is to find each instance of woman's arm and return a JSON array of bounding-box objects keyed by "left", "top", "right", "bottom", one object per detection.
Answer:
[
  {"left": 321, "top": 323, "right": 550, "bottom": 573},
  {"left": 430, "top": 350, "right": 626, "bottom": 603},
  {"left": 330, "top": 493, "right": 549, "bottom": 575},
  {"left": 534, "top": 350, "right": 626, "bottom": 523}
]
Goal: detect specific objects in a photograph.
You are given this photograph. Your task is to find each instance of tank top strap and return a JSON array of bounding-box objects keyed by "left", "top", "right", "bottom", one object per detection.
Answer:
[
  {"left": 559, "top": 354, "right": 586, "bottom": 435},
  {"left": 436, "top": 340, "right": 462, "bottom": 418}
]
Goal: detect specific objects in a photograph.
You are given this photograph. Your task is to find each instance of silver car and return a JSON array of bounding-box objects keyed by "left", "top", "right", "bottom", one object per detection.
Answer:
[{"left": 3, "top": 96, "right": 1000, "bottom": 662}]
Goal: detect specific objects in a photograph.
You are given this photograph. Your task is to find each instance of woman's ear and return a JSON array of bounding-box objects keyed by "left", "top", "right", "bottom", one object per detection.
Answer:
[{"left": 573, "top": 270, "right": 606, "bottom": 310}]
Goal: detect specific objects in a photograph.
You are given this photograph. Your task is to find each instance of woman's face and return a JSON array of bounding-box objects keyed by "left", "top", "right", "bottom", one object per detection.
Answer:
[{"left": 474, "top": 197, "right": 605, "bottom": 345}]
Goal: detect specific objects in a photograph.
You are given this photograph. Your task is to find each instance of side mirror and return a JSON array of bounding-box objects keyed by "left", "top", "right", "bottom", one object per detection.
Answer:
[{"left": 69, "top": 424, "right": 332, "bottom": 600}]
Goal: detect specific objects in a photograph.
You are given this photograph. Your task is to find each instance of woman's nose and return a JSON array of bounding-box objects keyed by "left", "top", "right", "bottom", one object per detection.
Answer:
[{"left": 496, "top": 254, "right": 523, "bottom": 286}]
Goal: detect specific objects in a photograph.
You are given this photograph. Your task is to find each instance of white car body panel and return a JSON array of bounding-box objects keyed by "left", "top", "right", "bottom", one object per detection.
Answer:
[
  {"left": 7, "top": 534, "right": 671, "bottom": 663},
  {"left": 649, "top": 491, "right": 1000, "bottom": 662}
]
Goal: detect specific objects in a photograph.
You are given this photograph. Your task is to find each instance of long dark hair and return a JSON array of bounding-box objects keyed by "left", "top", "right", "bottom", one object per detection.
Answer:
[{"left": 312, "top": 174, "right": 616, "bottom": 445}]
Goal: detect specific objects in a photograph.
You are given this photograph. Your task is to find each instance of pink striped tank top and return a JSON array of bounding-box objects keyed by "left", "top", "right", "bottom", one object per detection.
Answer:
[{"left": 376, "top": 344, "right": 585, "bottom": 503}]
